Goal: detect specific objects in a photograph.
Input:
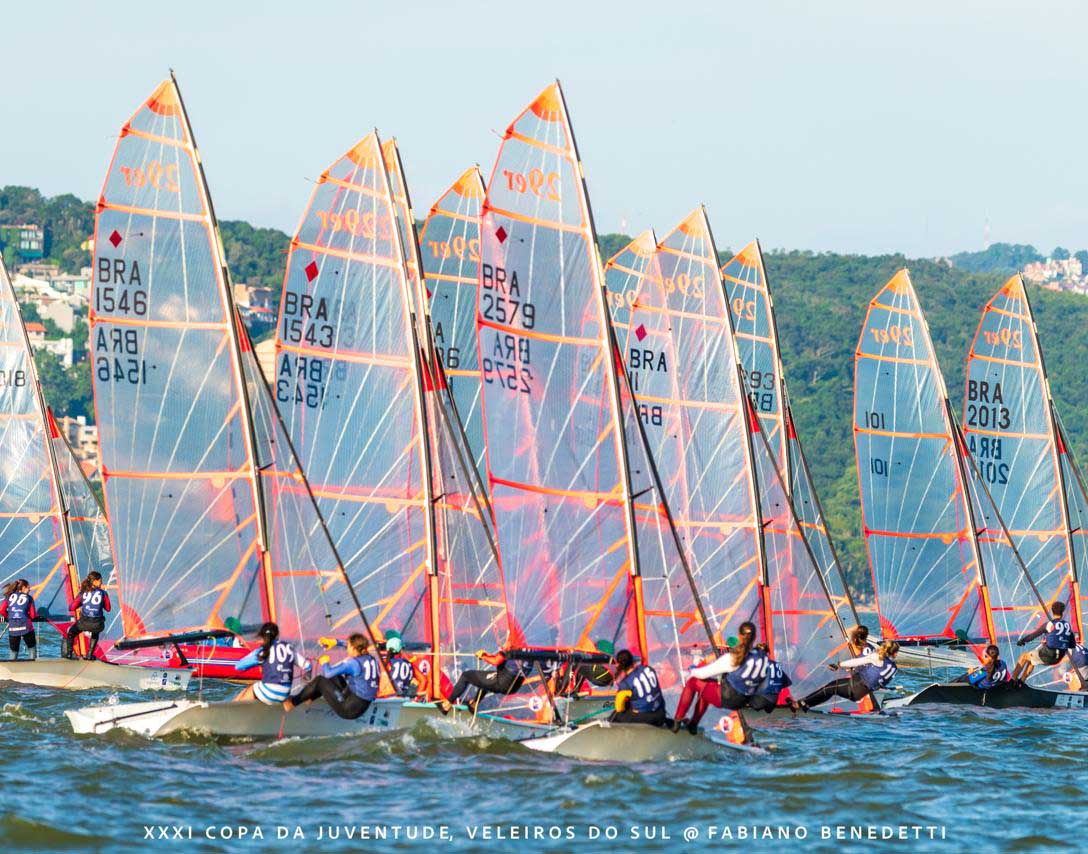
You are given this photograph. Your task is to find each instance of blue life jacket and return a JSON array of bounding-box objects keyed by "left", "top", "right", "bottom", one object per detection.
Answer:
[
  {"left": 503, "top": 657, "right": 532, "bottom": 678},
  {"left": 858, "top": 657, "right": 897, "bottom": 690},
  {"left": 725, "top": 649, "right": 769, "bottom": 696},
  {"left": 260, "top": 640, "right": 299, "bottom": 687},
  {"left": 5, "top": 592, "right": 33, "bottom": 635},
  {"left": 617, "top": 664, "right": 664, "bottom": 713},
  {"left": 336, "top": 655, "right": 380, "bottom": 701},
  {"left": 967, "top": 660, "right": 1009, "bottom": 690},
  {"left": 755, "top": 658, "right": 792, "bottom": 698},
  {"left": 388, "top": 655, "right": 414, "bottom": 696},
  {"left": 1045, "top": 619, "right": 1073, "bottom": 651},
  {"left": 78, "top": 589, "right": 107, "bottom": 620},
  {"left": 1070, "top": 644, "right": 1088, "bottom": 669}
]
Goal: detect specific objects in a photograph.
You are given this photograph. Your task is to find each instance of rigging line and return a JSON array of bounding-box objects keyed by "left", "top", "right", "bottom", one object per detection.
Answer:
[
  {"left": 235, "top": 323, "right": 391, "bottom": 684},
  {"left": 169, "top": 72, "right": 271, "bottom": 563}
]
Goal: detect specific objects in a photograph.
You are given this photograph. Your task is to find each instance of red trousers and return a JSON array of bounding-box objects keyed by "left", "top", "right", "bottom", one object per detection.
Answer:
[{"left": 673, "top": 676, "right": 722, "bottom": 726}]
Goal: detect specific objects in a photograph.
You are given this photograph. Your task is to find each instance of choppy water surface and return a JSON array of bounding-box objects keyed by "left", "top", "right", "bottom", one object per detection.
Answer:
[{"left": 1, "top": 666, "right": 1085, "bottom": 853}]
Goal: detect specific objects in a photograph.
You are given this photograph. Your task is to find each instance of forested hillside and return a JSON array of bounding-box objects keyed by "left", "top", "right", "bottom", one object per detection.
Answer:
[{"left": 6, "top": 189, "right": 1087, "bottom": 598}]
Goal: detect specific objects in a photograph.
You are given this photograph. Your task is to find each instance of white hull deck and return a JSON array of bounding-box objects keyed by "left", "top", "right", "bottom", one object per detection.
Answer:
[
  {"left": 65, "top": 697, "right": 549, "bottom": 741},
  {"left": 0, "top": 658, "right": 191, "bottom": 691},
  {"left": 520, "top": 720, "right": 765, "bottom": 761},
  {"left": 895, "top": 646, "right": 977, "bottom": 670}
]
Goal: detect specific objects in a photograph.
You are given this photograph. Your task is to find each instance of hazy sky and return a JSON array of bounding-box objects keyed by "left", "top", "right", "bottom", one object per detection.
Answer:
[{"left": 3, "top": 1, "right": 1084, "bottom": 256}]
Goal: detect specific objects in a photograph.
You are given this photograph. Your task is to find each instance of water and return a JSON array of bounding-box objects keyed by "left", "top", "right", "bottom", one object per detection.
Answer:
[{"left": 2, "top": 664, "right": 1086, "bottom": 853}]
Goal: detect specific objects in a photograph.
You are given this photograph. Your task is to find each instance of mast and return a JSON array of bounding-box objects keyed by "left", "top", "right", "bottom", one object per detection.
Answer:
[
  {"left": 168, "top": 71, "right": 274, "bottom": 621},
  {"left": 945, "top": 399, "right": 998, "bottom": 646},
  {"left": 1019, "top": 277, "right": 1083, "bottom": 630},
  {"left": 703, "top": 214, "right": 772, "bottom": 648},
  {"left": 379, "top": 135, "right": 442, "bottom": 670},
  {"left": 556, "top": 82, "right": 646, "bottom": 660}
]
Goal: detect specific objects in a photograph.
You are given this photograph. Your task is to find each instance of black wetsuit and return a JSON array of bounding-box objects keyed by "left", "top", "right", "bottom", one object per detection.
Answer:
[{"left": 449, "top": 662, "right": 524, "bottom": 704}]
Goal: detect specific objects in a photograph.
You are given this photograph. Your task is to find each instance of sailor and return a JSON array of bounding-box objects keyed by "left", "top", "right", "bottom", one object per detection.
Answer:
[
  {"left": 795, "top": 641, "right": 900, "bottom": 711},
  {"left": 966, "top": 644, "right": 1011, "bottom": 690},
  {"left": 288, "top": 633, "right": 380, "bottom": 719},
  {"left": 1012, "top": 601, "right": 1074, "bottom": 683},
  {"left": 383, "top": 636, "right": 419, "bottom": 698},
  {"left": 671, "top": 622, "right": 769, "bottom": 733},
  {"left": 1068, "top": 642, "right": 1088, "bottom": 692},
  {"left": 0, "top": 579, "right": 37, "bottom": 661},
  {"left": 232, "top": 622, "right": 311, "bottom": 705},
  {"left": 438, "top": 648, "right": 528, "bottom": 714},
  {"left": 610, "top": 649, "right": 667, "bottom": 726},
  {"left": 63, "top": 571, "right": 110, "bottom": 660},
  {"left": 848, "top": 624, "right": 876, "bottom": 657},
  {"left": 747, "top": 643, "right": 792, "bottom": 713}
]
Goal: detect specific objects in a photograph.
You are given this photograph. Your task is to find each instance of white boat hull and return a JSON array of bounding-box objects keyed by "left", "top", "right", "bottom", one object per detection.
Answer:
[
  {"left": 520, "top": 720, "right": 765, "bottom": 761},
  {"left": 0, "top": 658, "right": 190, "bottom": 691},
  {"left": 66, "top": 697, "right": 547, "bottom": 740}
]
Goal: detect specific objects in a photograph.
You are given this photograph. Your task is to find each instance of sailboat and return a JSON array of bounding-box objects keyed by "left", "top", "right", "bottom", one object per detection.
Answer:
[
  {"left": 0, "top": 255, "right": 188, "bottom": 690},
  {"left": 603, "top": 214, "right": 856, "bottom": 715},
  {"left": 720, "top": 242, "right": 860, "bottom": 636},
  {"left": 854, "top": 270, "right": 1079, "bottom": 710},
  {"left": 472, "top": 83, "right": 753, "bottom": 759},
  {"left": 963, "top": 275, "right": 1085, "bottom": 657}
]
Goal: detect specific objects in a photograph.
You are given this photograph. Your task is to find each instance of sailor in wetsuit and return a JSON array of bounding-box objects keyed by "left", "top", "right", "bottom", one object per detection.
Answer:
[
  {"left": 795, "top": 641, "right": 899, "bottom": 711},
  {"left": 671, "top": 622, "right": 774, "bottom": 733},
  {"left": 383, "top": 636, "right": 423, "bottom": 698},
  {"left": 289, "top": 633, "right": 380, "bottom": 719},
  {"left": 610, "top": 649, "right": 667, "bottom": 726},
  {"left": 438, "top": 648, "right": 528, "bottom": 713},
  {"left": 63, "top": 571, "right": 110, "bottom": 660},
  {"left": 966, "top": 644, "right": 1011, "bottom": 690},
  {"left": 232, "top": 622, "right": 311, "bottom": 705},
  {"left": 1012, "top": 601, "right": 1075, "bottom": 683},
  {"left": 0, "top": 579, "right": 37, "bottom": 661}
]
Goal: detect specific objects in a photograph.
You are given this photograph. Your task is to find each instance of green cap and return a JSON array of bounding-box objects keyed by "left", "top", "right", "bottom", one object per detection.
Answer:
[
  {"left": 727, "top": 636, "right": 739, "bottom": 648},
  {"left": 224, "top": 616, "right": 243, "bottom": 635},
  {"left": 386, "top": 636, "right": 403, "bottom": 654},
  {"left": 594, "top": 639, "right": 615, "bottom": 656}
]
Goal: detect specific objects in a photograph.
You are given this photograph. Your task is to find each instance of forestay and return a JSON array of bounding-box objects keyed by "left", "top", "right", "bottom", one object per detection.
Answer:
[{"left": 90, "top": 76, "right": 268, "bottom": 640}]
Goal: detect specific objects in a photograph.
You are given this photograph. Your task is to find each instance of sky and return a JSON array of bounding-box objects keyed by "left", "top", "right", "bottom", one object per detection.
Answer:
[{"left": 2, "top": 1, "right": 1085, "bottom": 257}]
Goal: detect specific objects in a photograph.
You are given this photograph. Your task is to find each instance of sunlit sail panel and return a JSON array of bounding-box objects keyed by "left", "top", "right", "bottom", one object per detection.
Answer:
[
  {"left": 273, "top": 132, "right": 432, "bottom": 651},
  {"left": 854, "top": 270, "right": 986, "bottom": 642},
  {"left": 91, "top": 78, "right": 265, "bottom": 638},
  {"left": 420, "top": 168, "right": 489, "bottom": 486},
  {"left": 720, "top": 242, "right": 787, "bottom": 469},
  {"left": 478, "top": 83, "right": 639, "bottom": 653},
  {"left": 722, "top": 241, "right": 858, "bottom": 633},
  {"left": 0, "top": 259, "right": 73, "bottom": 626},
  {"left": 383, "top": 142, "right": 507, "bottom": 695},
  {"left": 964, "top": 276, "right": 1076, "bottom": 637},
  {"left": 629, "top": 210, "right": 762, "bottom": 638}
]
